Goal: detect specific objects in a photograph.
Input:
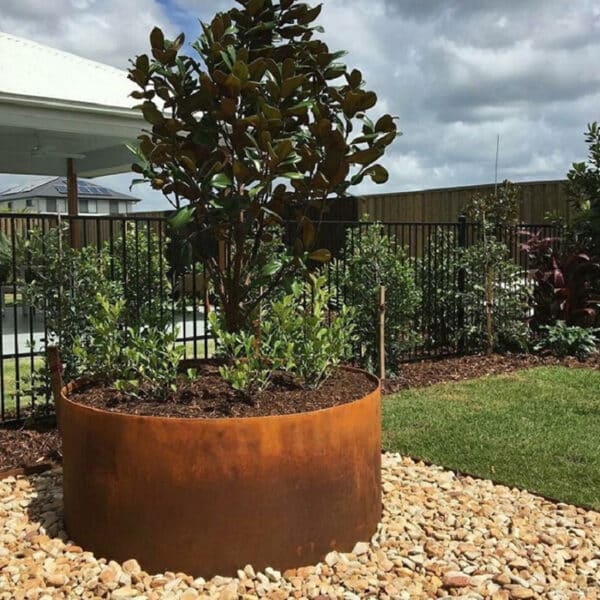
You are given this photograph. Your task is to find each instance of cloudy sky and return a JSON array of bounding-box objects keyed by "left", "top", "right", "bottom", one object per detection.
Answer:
[{"left": 1, "top": 0, "right": 599, "bottom": 211}]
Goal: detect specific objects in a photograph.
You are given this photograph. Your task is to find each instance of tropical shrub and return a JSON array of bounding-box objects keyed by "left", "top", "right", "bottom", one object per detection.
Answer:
[
  {"left": 336, "top": 223, "right": 420, "bottom": 374},
  {"left": 129, "top": 0, "right": 397, "bottom": 333},
  {"left": 458, "top": 239, "right": 531, "bottom": 352},
  {"left": 210, "top": 274, "right": 354, "bottom": 393},
  {"left": 521, "top": 231, "right": 600, "bottom": 328},
  {"left": 567, "top": 122, "right": 600, "bottom": 255},
  {"left": 534, "top": 321, "right": 599, "bottom": 360}
]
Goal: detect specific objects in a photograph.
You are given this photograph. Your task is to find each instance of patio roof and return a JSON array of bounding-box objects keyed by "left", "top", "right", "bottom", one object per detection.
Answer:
[{"left": 0, "top": 32, "right": 144, "bottom": 178}]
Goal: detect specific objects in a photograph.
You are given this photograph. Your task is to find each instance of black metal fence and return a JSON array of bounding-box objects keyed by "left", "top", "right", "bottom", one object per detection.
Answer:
[{"left": 0, "top": 213, "right": 562, "bottom": 424}]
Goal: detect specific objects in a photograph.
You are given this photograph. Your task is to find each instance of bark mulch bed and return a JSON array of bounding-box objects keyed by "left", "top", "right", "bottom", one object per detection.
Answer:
[
  {"left": 2, "top": 352, "right": 599, "bottom": 474},
  {"left": 69, "top": 365, "right": 376, "bottom": 419},
  {"left": 0, "top": 425, "right": 61, "bottom": 475},
  {"left": 384, "top": 352, "right": 600, "bottom": 394}
]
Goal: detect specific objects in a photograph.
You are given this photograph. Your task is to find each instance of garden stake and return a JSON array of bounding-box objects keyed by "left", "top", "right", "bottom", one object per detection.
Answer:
[
  {"left": 379, "top": 285, "right": 386, "bottom": 381},
  {"left": 47, "top": 346, "right": 64, "bottom": 428}
]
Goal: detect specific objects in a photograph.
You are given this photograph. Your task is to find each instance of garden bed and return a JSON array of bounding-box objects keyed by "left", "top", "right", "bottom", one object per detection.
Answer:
[
  {"left": 1, "top": 454, "right": 599, "bottom": 598},
  {"left": 0, "top": 426, "right": 60, "bottom": 475},
  {"left": 68, "top": 364, "right": 374, "bottom": 418},
  {"left": 384, "top": 351, "right": 600, "bottom": 393},
  {"left": 2, "top": 352, "right": 600, "bottom": 474}
]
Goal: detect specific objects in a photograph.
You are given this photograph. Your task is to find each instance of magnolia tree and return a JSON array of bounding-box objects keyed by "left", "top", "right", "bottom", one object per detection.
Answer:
[{"left": 129, "top": 0, "right": 397, "bottom": 332}]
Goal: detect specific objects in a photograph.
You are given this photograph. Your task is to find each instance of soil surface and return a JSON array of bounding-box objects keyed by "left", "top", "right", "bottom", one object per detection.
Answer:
[
  {"left": 2, "top": 352, "right": 599, "bottom": 473},
  {"left": 384, "top": 352, "right": 600, "bottom": 394},
  {"left": 0, "top": 426, "right": 61, "bottom": 473},
  {"left": 68, "top": 364, "right": 376, "bottom": 419}
]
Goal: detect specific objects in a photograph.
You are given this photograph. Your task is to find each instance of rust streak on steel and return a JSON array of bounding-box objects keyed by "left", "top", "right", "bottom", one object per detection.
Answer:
[{"left": 58, "top": 365, "right": 382, "bottom": 577}]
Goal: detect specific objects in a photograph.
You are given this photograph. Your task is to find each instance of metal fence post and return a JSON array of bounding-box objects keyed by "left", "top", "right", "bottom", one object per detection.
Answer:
[{"left": 457, "top": 215, "right": 467, "bottom": 354}]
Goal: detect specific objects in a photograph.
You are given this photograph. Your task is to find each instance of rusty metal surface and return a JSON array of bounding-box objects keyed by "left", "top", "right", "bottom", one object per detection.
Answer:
[{"left": 59, "top": 368, "right": 381, "bottom": 577}]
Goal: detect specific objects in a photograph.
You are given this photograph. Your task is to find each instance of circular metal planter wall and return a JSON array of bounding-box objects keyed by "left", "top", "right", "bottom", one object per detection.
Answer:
[{"left": 58, "top": 369, "right": 381, "bottom": 577}]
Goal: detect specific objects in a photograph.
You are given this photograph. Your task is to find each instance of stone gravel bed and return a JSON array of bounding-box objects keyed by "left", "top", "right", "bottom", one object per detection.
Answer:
[{"left": 1, "top": 454, "right": 599, "bottom": 599}]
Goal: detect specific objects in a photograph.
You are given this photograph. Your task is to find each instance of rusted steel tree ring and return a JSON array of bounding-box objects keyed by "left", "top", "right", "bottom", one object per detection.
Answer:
[{"left": 58, "top": 368, "right": 381, "bottom": 577}]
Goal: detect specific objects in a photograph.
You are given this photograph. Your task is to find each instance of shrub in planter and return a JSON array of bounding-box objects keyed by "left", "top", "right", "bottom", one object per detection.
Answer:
[
  {"left": 534, "top": 321, "right": 599, "bottom": 360},
  {"left": 210, "top": 274, "right": 355, "bottom": 392},
  {"left": 335, "top": 222, "right": 420, "bottom": 374},
  {"left": 56, "top": 0, "right": 388, "bottom": 577},
  {"left": 73, "top": 293, "right": 184, "bottom": 400},
  {"left": 128, "top": 0, "right": 397, "bottom": 334}
]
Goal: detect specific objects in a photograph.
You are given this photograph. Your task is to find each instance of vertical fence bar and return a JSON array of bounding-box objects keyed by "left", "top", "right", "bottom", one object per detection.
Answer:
[{"left": 457, "top": 215, "right": 467, "bottom": 354}]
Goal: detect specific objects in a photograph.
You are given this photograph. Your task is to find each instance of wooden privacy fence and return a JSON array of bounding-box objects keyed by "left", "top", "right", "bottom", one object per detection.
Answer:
[{"left": 356, "top": 179, "right": 570, "bottom": 224}]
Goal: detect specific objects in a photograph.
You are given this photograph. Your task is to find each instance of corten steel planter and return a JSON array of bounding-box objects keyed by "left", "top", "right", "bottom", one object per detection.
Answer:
[{"left": 56, "top": 367, "right": 381, "bottom": 577}]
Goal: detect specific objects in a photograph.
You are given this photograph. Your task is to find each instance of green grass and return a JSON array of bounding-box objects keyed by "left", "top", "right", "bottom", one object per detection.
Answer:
[
  {"left": 383, "top": 366, "right": 600, "bottom": 509},
  {"left": 1, "top": 356, "right": 45, "bottom": 415}
]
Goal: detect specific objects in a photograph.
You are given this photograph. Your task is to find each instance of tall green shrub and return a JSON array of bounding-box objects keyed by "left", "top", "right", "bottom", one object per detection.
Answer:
[
  {"left": 337, "top": 223, "right": 420, "bottom": 374},
  {"left": 462, "top": 180, "right": 521, "bottom": 353},
  {"left": 19, "top": 224, "right": 121, "bottom": 382},
  {"left": 458, "top": 239, "right": 531, "bottom": 352}
]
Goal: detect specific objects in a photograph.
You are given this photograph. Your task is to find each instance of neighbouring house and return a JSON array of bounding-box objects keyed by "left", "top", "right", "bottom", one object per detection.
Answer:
[{"left": 0, "top": 177, "right": 140, "bottom": 214}]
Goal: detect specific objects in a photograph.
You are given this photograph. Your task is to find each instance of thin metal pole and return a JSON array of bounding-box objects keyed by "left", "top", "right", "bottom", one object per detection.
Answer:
[{"left": 378, "top": 285, "right": 386, "bottom": 381}]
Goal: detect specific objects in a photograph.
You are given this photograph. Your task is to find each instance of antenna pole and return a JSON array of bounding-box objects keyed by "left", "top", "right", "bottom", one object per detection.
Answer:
[{"left": 494, "top": 134, "right": 500, "bottom": 200}]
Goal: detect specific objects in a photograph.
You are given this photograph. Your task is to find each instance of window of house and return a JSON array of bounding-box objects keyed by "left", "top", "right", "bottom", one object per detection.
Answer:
[
  {"left": 80, "top": 199, "right": 98, "bottom": 214},
  {"left": 47, "top": 198, "right": 67, "bottom": 213},
  {"left": 109, "top": 199, "right": 119, "bottom": 215},
  {"left": 26, "top": 199, "right": 33, "bottom": 207}
]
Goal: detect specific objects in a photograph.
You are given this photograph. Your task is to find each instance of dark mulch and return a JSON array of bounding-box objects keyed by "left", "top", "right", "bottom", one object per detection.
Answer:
[
  {"left": 3, "top": 352, "right": 599, "bottom": 473},
  {"left": 69, "top": 364, "right": 376, "bottom": 419},
  {"left": 384, "top": 352, "right": 600, "bottom": 394},
  {"left": 0, "top": 425, "right": 61, "bottom": 473}
]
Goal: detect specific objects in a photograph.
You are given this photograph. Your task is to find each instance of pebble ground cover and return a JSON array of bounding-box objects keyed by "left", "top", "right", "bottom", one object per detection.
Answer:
[{"left": 1, "top": 453, "right": 599, "bottom": 599}]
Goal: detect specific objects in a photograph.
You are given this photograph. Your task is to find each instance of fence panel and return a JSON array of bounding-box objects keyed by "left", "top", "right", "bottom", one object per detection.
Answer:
[
  {"left": 0, "top": 213, "right": 213, "bottom": 424},
  {"left": 0, "top": 214, "right": 563, "bottom": 424}
]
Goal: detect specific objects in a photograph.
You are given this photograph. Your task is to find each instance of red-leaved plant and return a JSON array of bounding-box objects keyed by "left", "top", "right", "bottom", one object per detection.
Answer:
[{"left": 520, "top": 231, "right": 600, "bottom": 328}]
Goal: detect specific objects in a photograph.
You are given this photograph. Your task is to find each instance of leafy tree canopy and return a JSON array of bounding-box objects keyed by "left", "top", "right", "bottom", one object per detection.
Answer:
[{"left": 129, "top": 0, "right": 398, "bottom": 331}]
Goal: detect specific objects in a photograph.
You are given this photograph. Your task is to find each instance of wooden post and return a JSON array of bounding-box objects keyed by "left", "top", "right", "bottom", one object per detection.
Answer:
[
  {"left": 47, "top": 346, "right": 64, "bottom": 429},
  {"left": 378, "top": 285, "right": 386, "bottom": 381},
  {"left": 67, "top": 158, "right": 81, "bottom": 249}
]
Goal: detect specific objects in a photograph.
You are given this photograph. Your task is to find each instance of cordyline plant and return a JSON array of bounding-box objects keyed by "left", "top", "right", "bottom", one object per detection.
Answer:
[
  {"left": 520, "top": 231, "right": 600, "bottom": 328},
  {"left": 128, "top": 0, "right": 398, "bottom": 332}
]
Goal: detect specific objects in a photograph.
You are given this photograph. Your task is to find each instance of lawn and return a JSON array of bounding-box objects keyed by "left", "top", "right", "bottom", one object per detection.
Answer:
[{"left": 383, "top": 366, "right": 600, "bottom": 510}]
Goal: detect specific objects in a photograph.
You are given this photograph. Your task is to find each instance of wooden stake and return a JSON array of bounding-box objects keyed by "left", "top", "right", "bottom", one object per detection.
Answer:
[
  {"left": 378, "top": 285, "right": 386, "bottom": 381},
  {"left": 67, "top": 158, "right": 81, "bottom": 249},
  {"left": 47, "top": 346, "right": 64, "bottom": 429}
]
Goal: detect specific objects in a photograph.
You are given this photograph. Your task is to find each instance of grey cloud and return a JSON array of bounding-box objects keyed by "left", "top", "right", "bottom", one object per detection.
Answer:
[{"left": 1, "top": 0, "right": 599, "bottom": 208}]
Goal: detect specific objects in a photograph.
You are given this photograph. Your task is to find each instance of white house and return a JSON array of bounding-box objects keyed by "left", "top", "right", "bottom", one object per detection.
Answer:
[{"left": 0, "top": 176, "right": 140, "bottom": 214}]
